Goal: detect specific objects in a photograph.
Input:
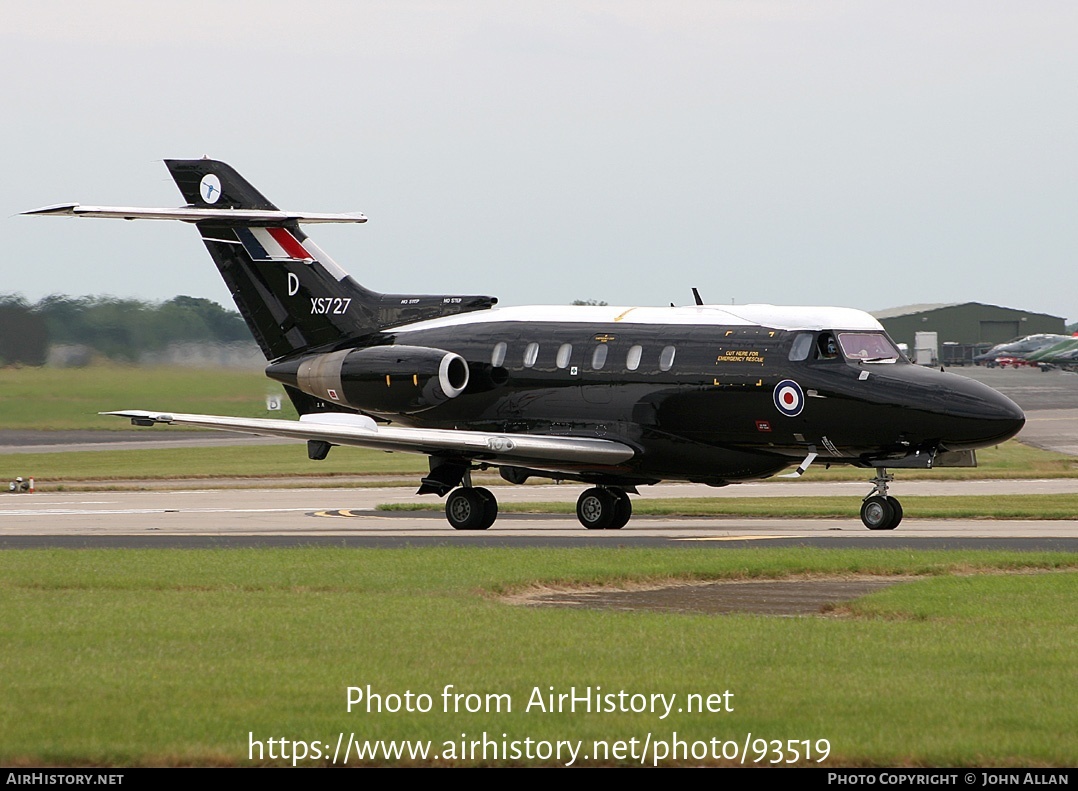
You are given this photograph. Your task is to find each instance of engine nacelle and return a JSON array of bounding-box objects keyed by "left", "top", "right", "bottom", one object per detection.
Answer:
[{"left": 266, "top": 345, "right": 470, "bottom": 415}]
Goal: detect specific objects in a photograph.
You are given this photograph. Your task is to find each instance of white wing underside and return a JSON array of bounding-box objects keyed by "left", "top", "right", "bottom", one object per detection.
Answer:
[{"left": 103, "top": 410, "right": 636, "bottom": 472}]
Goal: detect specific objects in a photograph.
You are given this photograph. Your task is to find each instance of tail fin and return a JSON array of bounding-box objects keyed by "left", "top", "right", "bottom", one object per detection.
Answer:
[{"left": 164, "top": 159, "right": 497, "bottom": 361}]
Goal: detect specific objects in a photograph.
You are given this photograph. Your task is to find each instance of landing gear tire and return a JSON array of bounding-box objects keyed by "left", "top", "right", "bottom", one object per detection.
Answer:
[
  {"left": 577, "top": 488, "right": 615, "bottom": 529},
  {"left": 888, "top": 497, "right": 903, "bottom": 529},
  {"left": 576, "top": 487, "right": 632, "bottom": 530},
  {"left": 861, "top": 495, "right": 901, "bottom": 530},
  {"left": 473, "top": 487, "right": 498, "bottom": 529},
  {"left": 608, "top": 489, "right": 632, "bottom": 530},
  {"left": 446, "top": 487, "right": 498, "bottom": 530}
]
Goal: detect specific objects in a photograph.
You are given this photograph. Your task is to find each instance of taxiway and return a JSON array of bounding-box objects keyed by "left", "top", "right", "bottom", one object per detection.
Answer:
[{"left": 2, "top": 482, "right": 1075, "bottom": 551}]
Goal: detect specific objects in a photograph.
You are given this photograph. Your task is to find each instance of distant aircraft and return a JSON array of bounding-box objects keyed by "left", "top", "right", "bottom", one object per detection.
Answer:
[
  {"left": 1026, "top": 337, "right": 1078, "bottom": 371},
  {"left": 973, "top": 334, "right": 1072, "bottom": 367},
  {"left": 25, "top": 160, "right": 1025, "bottom": 531}
]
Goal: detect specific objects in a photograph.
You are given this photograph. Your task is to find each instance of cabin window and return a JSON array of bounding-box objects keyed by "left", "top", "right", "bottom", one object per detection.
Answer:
[
  {"left": 523, "top": 342, "right": 539, "bottom": 368},
  {"left": 491, "top": 341, "right": 507, "bottom": 367},
  {"left": 788, "top": 333, "right": 813, "bottom": 361},
  {"left": 556, "top": 343, "right": 573, "bottom": 369},
  {"left": 591, "top": 344, "right": 608, "bottom": 370},
  {"left": 659, "top": 345, "right": 676, "bottom": 371},
  {"left": 626, "top": 344, "right": 642, "bottom": 371}
]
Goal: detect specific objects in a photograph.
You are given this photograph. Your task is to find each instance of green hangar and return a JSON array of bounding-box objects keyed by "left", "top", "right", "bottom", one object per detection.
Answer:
[{"left": 872, "top": 303, "right": 1066, "bottom": 350}]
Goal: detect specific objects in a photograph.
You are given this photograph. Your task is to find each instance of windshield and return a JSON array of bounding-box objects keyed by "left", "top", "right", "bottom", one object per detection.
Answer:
[{"left": 837, "top": 332, "right": 902, "bottom": 363}]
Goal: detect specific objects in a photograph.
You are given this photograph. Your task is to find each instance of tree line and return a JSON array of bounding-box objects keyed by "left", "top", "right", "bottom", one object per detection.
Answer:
[
  {"left": 0, "top": 294, "right": 616, "bottom": 366},
  {"left": 0, "top": 294, "right": 250, "bottom": 365}
]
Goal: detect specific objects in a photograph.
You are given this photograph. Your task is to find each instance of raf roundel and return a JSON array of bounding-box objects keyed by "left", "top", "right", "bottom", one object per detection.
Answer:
[
  {"left": 773, "top": 379, "right": 805, "bottom": 417},
  {"left": 199, "top": 174, "right": 222, "bottom": 204}
]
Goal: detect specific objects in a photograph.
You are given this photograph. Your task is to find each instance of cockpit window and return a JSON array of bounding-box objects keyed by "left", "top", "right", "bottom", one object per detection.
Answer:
[
  {"left": 838, "top": 332, "right": 901, "bottom": 363},
  {"left": 816, "top": 332, "right": 840, "bottom": 360},
  {"left": 788, "top": 333, "right": 813, "bottom": 361}
]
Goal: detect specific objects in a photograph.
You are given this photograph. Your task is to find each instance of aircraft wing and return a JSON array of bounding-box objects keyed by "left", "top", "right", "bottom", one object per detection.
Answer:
[{"left": 103, "top": 410, "right": 636, "bottom": 470}]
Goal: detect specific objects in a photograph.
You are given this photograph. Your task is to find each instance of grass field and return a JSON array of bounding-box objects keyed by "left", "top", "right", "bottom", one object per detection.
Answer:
[
  {"left": 0, "top": 548, "right": 1074, "bottom": 767},
  {"left": 0, "top": 364, "right": 295, "bottom": 430}
]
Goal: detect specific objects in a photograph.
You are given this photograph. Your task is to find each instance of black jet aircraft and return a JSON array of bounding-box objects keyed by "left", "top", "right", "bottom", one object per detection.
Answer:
[{"left": 25, "top": 159, "right": 1025, "bottom": 531}]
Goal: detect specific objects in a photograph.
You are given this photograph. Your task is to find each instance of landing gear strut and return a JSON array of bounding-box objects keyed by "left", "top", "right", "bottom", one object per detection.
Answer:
[
  {"left": 575, "top": 487, "right": 632, "bottom": 530},
  {"left": 860, "top": 467, "right": 903, "bottom": 530}
]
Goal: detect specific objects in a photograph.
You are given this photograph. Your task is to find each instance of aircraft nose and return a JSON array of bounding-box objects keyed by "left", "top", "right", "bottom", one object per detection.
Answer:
[{"left": 938, "top": 379, "right": 1025, "bottom": 450}]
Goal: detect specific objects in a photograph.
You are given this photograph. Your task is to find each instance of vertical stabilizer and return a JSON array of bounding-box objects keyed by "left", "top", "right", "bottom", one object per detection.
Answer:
[{"left": 164, "top": 159, "right": 497, "bottom": 361}]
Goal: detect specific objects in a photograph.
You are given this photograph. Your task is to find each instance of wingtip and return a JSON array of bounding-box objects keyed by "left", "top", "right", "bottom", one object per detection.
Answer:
[{"left": 21, "top": 203, "right": 80, "bottom": 216}]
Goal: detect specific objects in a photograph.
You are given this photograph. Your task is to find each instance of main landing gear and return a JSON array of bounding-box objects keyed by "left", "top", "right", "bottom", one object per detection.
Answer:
[
  {"left": 444, "top": 486, "right": 498, "bottom": 530},
  {"left": 575, "top": 487, "right": 632, "bottom": 530},
  {"left": 860, "top": 467, "right": 903, "bottom": 530},
  {"left": 443, "top": 482, "right": 633, "bottom": 531}
]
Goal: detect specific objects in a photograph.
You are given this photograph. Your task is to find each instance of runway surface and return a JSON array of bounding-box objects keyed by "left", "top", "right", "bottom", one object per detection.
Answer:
[{"left": 2, "top": 482, "right": 1076, "bottom": 551}]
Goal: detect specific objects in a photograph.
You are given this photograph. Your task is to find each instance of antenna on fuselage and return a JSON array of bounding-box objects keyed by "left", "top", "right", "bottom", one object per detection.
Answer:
[{"left": 691, "top": 287, "right": 704, "bottom": 306}]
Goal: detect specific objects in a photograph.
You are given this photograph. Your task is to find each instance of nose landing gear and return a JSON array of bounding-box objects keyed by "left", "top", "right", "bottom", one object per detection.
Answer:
[{"left": 860, "top": 467, "right": 903, "bottom": 530}]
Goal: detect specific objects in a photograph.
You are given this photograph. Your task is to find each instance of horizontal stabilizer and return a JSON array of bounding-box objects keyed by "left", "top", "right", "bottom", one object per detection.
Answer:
[
  {"left": 102, "top": 410, "right": 637, "bottom": 469},
  {"left": 22, "top": 203, "right": 366, "bottom": 224}
]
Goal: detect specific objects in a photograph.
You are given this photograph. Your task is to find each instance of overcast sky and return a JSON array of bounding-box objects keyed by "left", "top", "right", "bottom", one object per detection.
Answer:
[{"left": 3, "top": 2, "right": 1075, "bottom": 320}]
